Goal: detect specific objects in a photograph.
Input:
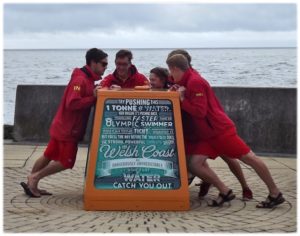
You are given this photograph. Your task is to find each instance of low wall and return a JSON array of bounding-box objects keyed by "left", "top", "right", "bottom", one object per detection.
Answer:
[{"left": 13, "top": 85, "right": 296, "bottom": 155}]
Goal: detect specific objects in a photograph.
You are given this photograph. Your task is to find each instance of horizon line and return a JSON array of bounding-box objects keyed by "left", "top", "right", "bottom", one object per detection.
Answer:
[{"left": 4, "top": 46, "right": 297, "bottom": 50}]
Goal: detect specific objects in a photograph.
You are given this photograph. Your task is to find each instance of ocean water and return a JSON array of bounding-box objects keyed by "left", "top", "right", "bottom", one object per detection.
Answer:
[{"left": 4, "top": 48, "right": 297, "bottom": 125}]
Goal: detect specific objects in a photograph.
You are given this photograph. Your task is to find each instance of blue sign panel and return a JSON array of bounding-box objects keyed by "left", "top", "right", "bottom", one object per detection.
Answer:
[{"left": 94, "top": 98, "right": 180, "bottom": 190}]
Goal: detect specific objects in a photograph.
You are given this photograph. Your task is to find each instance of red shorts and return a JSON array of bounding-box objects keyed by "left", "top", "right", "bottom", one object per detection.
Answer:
[
  {"left": 44, "top": 138, "right": 78, "bottom": 169},
  {"left": 185, "top": 130, "right": 250, "bottom": 159}
]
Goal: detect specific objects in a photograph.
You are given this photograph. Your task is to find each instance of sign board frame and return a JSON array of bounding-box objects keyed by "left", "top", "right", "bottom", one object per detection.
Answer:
[{"left": 84, "top": 89, "right": 190, "bottom": 211}]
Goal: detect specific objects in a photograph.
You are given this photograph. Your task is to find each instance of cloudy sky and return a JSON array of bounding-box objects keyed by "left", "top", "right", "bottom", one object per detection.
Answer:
[{"left": 4, "top": 3, "right": 297, "bottom": 49}]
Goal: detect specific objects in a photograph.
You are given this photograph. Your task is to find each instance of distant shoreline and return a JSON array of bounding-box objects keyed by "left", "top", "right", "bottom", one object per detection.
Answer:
[{"left": 4, "top": 47, "right": 297, "bottom": 51}]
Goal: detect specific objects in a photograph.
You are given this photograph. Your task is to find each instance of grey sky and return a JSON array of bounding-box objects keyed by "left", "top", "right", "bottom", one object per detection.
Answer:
[{"left": 4, "top": 4, "right": 297, "bottom": 49}]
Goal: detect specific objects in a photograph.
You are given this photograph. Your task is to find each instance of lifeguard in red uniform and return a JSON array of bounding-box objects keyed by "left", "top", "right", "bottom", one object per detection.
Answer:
[
  {"left": 100, "top": 49, "right": 149, "bottom": 89},
  {"left": 20, "top": 48, "right": 108, "bottom": 197}
]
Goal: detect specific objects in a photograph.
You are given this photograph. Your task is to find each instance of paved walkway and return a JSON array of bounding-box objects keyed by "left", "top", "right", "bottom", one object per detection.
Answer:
[{"left": 4, "top": 143, "right": 296, "bottom": 233}]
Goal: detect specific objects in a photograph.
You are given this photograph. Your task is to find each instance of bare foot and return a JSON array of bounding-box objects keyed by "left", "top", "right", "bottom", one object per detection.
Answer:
[{"left": 27, "top": 175, "right": 41, "bottom": 197}]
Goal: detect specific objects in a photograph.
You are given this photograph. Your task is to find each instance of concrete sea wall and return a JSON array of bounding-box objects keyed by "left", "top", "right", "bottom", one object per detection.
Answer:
[{"left": 12, "top": 85, "right": 296, "bottom": 155}]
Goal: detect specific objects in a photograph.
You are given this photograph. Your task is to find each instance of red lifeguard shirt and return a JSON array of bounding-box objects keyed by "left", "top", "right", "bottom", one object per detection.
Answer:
[
  {"left": 100, "top": 65, "right": 149, "bottom": 88},
  {"left": 49, "top": 65, "right": 100, "bottom": 142},
  {"left": 178, "top": 68, "right": 236, "bottom": 142}
]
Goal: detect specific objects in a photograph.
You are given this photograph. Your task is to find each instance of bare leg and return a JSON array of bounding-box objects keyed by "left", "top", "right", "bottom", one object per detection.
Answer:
[
  {"left": 188, "top": 155, "right": 230, "bottom": 194},
  {"left": 240, "top": 151, "right": 280, "bottom": 197},
  {"left": 31, "top": 155, "right": 51, "bottom": 174},
  {"left": 28, "top": 155, "right": 53, "bottom": 194},
  {"left": 221, "top": 156, "right": 249, "bottom": 189},
  {"left": 27, "top": 161, "right": 66, "bottom": 196}
]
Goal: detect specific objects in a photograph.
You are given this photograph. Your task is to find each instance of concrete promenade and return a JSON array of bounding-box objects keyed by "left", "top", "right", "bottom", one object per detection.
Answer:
[{"left": 4, "top": 143, "right": 297, "bottom": 233}]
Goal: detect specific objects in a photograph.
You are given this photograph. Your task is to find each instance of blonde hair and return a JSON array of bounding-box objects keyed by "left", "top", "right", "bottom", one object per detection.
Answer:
[{"left": 166, "top": 54, "right": 189, "bottom": 71}]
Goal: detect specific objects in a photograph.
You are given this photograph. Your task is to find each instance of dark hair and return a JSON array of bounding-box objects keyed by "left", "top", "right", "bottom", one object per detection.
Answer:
[
  {"left": 166, "top": 54, "right": 189, "bottom": 71},
  {"left": 168, "top": 49, "right": 192, "bottom": 67},
  {"left": 85, "top": 48, "right": 108, "bottom": 66},
  {"left": 115, "top": 49, "right": 133, "bottom": 61},
  {"left": 150, "top": 67, "right": 170, "bottom": 88}
]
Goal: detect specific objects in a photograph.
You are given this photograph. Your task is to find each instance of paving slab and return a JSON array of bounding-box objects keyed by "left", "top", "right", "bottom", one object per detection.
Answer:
[{"left": 3, "top": 143, "right": 297, "bottom": 233}]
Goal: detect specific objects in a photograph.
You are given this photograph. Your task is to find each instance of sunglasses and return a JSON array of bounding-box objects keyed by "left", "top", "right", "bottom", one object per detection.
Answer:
[{"left": 99, "top": 61, "right": 108, "bottom": 67}]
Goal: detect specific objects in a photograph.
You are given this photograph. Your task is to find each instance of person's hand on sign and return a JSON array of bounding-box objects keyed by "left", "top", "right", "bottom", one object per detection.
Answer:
[
  {"left": 168, "top": 84, "right": 186, "bottom": 101},
  {"left": 93, "top": 85, "right": 102, "bottom": 97},
  {"left": 177, "top": 86, "right": 186, "bottom": 101},
  {"left": 168, "top": 84, "right": 180, "bottom": 91},
  {"left": 110, "top": 85, "right": 122, "bottom": 90}
]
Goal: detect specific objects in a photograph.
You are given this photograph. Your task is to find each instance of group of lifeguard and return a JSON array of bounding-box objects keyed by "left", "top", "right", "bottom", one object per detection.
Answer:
[{"left": 20, "top": 48, "right": 285, "bottom": 209}]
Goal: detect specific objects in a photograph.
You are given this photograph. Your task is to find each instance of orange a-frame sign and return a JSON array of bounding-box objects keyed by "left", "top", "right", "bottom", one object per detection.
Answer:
[{"left": 84, "top": 89, "right": 190, "bottom": 211}]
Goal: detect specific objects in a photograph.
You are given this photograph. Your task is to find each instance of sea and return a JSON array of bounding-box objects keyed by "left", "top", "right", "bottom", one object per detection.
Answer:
[{"left": 3, "top": 48, "right": 297, "bottom": 125}]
